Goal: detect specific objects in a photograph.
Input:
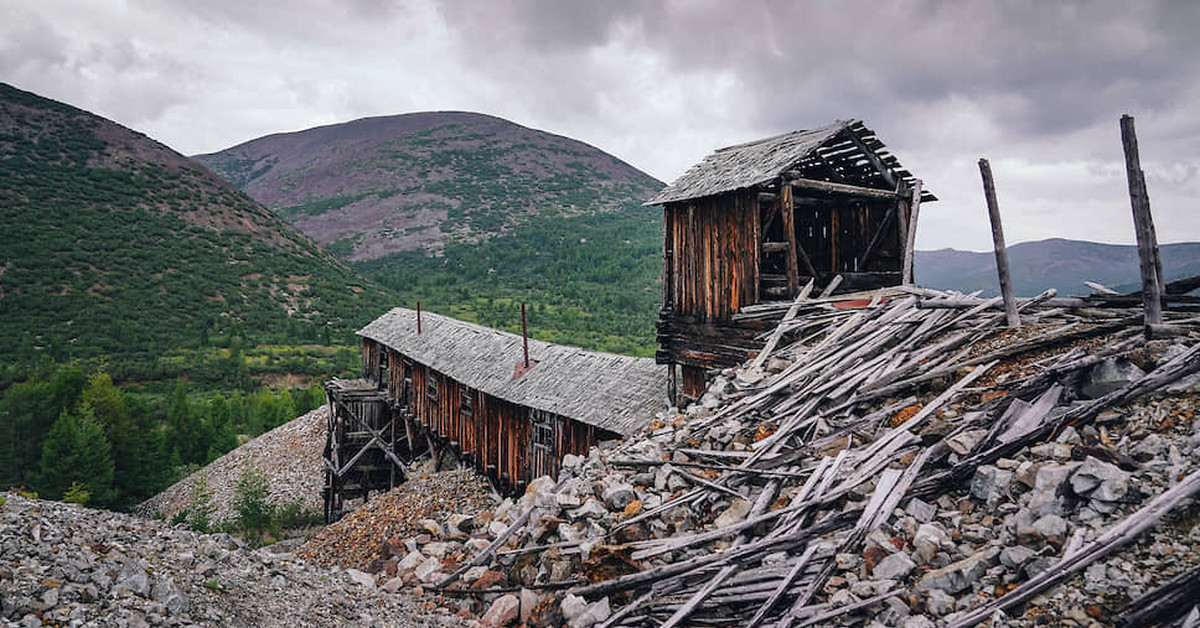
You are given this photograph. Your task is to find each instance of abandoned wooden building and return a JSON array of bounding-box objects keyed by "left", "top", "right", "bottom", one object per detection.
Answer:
[
  {"left": 323, "top": 307, "right": 663, "bottom": 520},
  {"left": 646, "top": 119, "right": 937, "bottom": 398}
]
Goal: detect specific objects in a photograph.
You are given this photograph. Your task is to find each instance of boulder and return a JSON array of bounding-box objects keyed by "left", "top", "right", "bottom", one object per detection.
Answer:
[
  {"left": 1070, "top": 456, "right": 1129, "bottom": 503},
  {"left": 602, "top": 481, "right": 636, "bottom": 511},
  {"left": 872, "top": 552, "right": 916, "bottom": 580},
  {"left": 481, "top": 594, "right": 520, "bottom": 627},
  {"left": 1080, "top": 358, "right": 1145, "bottom": 399},
  {"left": 917, "top": 548, "right": 999, "bottom": 594},
  {"left": 970, "top": 465, "right": 1013, "bottom": 508}
]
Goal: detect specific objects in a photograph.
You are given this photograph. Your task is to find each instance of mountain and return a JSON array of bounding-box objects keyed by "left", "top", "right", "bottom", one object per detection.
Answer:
[
  {"left": 195, "top": 112, "right": 665, "bottom": 356},
  {"left": 192, "top": 112, "right": 663, "bottom": 261},
  {"left": 916, "top": 238, "right": 1200, "bottom": 297},
  {"left": 0, "top": 83, "right": 393, "bottom": 372}
]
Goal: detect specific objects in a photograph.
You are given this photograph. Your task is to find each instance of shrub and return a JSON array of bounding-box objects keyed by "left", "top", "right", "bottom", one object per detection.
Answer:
[
  {"left": 232, "top": 465, "right": 275, "bottom": 545},
  {"left": 62, "top": 481, "right": 90, "bottom": 506}
]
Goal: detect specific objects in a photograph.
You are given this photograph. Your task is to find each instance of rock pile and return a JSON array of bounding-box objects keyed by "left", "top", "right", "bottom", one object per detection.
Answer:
[
  {"left": 335, "top": 288, "right": 1200, "bottom": 627},
  {"left": 0, "top": 493, "right": 456, "bottom": 627},
  {"left": 134, "top": 407, "right": 328, "bottom": 525},
  {"left": 298, "top": 469, "right": 497, "bottom": 571}
]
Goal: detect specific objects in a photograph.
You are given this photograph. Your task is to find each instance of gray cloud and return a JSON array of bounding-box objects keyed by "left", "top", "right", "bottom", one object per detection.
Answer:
[{"left": 3, "top": 0, "right": 1198, "bottom": 250}]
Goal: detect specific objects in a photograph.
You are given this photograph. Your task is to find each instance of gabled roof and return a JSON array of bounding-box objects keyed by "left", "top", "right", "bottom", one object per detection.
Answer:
[
  {"left": 646, "top": 119, "right": 934, "bottom": 205},
  {"left": 358, "top": 308, "right": 664, "bottom": 435}
]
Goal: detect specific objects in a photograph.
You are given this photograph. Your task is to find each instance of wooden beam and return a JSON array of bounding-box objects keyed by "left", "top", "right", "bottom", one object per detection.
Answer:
[
  {"left": 1120, "top": 114, "right": 1165, "bottom": 333},
  {"left": 786, "top": 176, "right": 900, "bottom": 199},
  {"left": 779, "top": 184, "right": 801, "bottom": 297},
  {"left": 902, "top": 179, "right": 923, "bottom": 285},
  {"left": 978, "top": 159, "right": 1020, "bottom": 328},
  {"left": 842, "top": 129, "right": 897, "bottom": 189}
]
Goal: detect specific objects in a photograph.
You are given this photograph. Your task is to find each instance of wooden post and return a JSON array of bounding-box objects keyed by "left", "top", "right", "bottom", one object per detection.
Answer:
[
  {"left": 1120, "top": 114, "right": 1164, "bottom": 334},
  {"left": 779, "top": 184, "right": 801, "bottom": 297},
  {"left": 978, "top": 159, "right": 1021, "bottom": 328},
  {"left": 902, "top": 179, "right": 923, "bottom": 285},
  {"left": 521, "top": 303, "right": 530, "bottom": 368}
]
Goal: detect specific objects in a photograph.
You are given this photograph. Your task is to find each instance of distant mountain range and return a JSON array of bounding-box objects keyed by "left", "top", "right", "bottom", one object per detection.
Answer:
[
  {"left": 192, "top": 112, "right": 662, "bottom": 261},
  {"left": 0, "top": 82, "right": 393, "bottom": 368},
  {"left": 916, "top": 238, "right": 1200, "bottom": 297}
]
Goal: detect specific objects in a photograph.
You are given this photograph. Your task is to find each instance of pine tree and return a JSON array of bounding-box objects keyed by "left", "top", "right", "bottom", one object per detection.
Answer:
[{"left": 34, "top": 404, "right": 114, "bottom": 504}]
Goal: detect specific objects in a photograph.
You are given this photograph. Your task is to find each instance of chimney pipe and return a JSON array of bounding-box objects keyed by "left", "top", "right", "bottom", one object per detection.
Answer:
[
  {"left": 417, "top": 301, "right": 422, "bottom": 334},
  {"left": 521, "top": 303, "right": 530, "bottom": 368}
]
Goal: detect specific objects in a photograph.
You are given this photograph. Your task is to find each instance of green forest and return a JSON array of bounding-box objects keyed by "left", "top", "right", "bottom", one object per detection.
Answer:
[
  {"left": 357, "top": 204, "right": 663, "bottom": 357},
  {"left": 0, "top": 359, "right": 328, "bottom": 510}
]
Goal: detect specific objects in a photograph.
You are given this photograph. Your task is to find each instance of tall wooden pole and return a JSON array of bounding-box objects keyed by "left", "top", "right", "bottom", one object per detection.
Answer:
[
  {"left": 978, "top": 159, "right": 1021, "bottom": 328},
  {"left": 1120, "top": 114, "right": 1164, "bottom": 334},
  {"left": 520, "top": 303, "right": 530, "bottom": 368},
  {"left": 902, "top": 179, "right": 923, "bottom": 285}
]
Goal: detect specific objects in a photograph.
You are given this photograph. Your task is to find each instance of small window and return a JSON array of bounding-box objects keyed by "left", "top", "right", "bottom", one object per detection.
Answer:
[
  {"left": 460, "top": 389, "right": 474, "bottom": 417},
  {"left": 426, "top": 376, "right": 438, "bottom": 403},
  {"left": 531, "top": 410, "right": 554, "bottom": 451}
]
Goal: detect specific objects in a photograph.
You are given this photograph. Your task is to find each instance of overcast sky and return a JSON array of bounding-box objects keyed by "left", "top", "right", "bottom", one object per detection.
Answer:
[{"left": 4, "top": 0, "right": 1198, "bottom": 251}]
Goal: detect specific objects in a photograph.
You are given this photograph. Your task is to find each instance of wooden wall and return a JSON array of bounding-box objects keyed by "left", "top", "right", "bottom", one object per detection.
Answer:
[
  {"left": 362, "top": 340, "right": 615, "bottom": 494},
  {"left": 662, "top": 190, "right": 761, "bottom": 324}
]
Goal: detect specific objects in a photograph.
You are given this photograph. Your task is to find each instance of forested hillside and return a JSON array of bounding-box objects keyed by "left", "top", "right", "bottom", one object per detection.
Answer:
[
  {"left": 195, "top": 112, "right": 665, "bottom": 355},
  {"left": 0, "top": 82, "right": 393, "bottom": 382},
  {"left": 0, "top": 83, "right": 391, "bottom": 508}
]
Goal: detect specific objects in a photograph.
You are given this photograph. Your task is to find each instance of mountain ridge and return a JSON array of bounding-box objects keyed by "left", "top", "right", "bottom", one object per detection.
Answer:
[
  {"left": 192, "top": 110, "right": 663, "bottom": 261},
  {"left": 0, "top": 82, "right": 393, "bottom": 370},
  {"left": 916, "top": 237, "right": 1200, "bottom": 297}
]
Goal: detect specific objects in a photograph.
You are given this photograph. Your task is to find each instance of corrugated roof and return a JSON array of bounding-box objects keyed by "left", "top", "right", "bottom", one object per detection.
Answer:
[
  {"left": 646, "top": 119, "right": 934, "bottom": 205},
  {"left": 358, "top": 308, "right": 664, "bottom": 435}
]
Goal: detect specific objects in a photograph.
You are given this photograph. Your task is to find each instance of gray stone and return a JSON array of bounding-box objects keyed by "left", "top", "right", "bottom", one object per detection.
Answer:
[
  {"left": 116, "top": 560, "right": 152, "bottom": 598},
  {"left": 562, "top": 594, "right": 612, "bottom": 628},
  {"left": 714, "top": 498, "right": 751, "bottom": 528},
  {"left": 903, "top": 615, "right": 936, "bottom": 628},
  {"left": 1027, "top": 462, "right": 1080, "bottom": 516},
  {"left": 1000, "top": 546, "right": 1037, "bottom": 569},
  {"left": 1031, "top": 514, "right": 1068, "bottom": 546},
  {"left": 481, "top": 593, "right": 520, "bottom": 627},
  {"left": 570, "top": 499, "right": 609, "bottom": 520},
  {"left": 520, "top": 588, "right": 541, "bottom": 623},
  {"left": 602, "top": 481, "right": 636, "bottom": 510},
  {"left": 1081, "top": 358, "right": 1146, "bottom": 398},
  {"left": 873, "top": 552, "right": 917, "bottom": 580},
  {"left": 946, "top": 429, "right": 988, "bottom": 455},
  {"left": 917, "top": 548, "right": 999, "bottom": 594},
  {"left": 1030, "top": 442, "right": 1073, "bottom": 461},
  {"left": 925, "top": 588, "right": 955, "bottom": 617},
  {"left": 905, "top": 498, "right": 937, "bottom": 523},
  {"left": 413, "top": 556, "right": 442, "bottom": 582},
  {"left": 344, "top": 569, "right": 376, "bottom": 589},
  {"left": 398, "top": 550, "right": 426, "bottom": 572},
  {"left": 1070, "top": 456, "right": 1129, "bottom": 503},
  {"left": 970, "top": 465, "right": 1013, "bottom": 508}
]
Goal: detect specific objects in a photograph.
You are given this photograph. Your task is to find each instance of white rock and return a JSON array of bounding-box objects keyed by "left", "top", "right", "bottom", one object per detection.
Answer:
[{"left": 714, "top": 499, "right": 751, "bottom": 528}]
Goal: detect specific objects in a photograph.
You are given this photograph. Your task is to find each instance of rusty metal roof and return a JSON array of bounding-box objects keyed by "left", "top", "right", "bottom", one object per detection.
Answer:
[
  {"left": 646, "top": 119, "right": 934, "bottom": 205},
  {"left": 358, "top": 308, "right": 664, "bottom": 435}
]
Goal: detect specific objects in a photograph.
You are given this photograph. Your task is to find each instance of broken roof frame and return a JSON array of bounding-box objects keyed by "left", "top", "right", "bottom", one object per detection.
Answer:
[{"left": 646, "top": 119, "right": 936, "bottom": 207}]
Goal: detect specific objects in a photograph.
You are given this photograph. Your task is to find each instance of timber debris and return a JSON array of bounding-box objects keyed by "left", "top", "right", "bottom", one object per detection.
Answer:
[{"left": 301, "top": 283, "right": 1200, "bottom": 627}]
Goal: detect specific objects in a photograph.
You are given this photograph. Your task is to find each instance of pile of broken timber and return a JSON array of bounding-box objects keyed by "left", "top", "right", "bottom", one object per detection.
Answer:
[{"left": 569, "top": 285, "right": 1200, "bottom": 627}]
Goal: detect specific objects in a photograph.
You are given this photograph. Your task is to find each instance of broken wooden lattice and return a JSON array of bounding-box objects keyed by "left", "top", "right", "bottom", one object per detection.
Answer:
[{"left": 455, "top": 282, "right": 1200, "bottom": 626}]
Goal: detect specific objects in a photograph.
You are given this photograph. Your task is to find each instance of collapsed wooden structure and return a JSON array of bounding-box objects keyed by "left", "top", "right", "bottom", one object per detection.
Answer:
[
  {"left": 446, "top": 284, "right": 1200, "bottom": 626},
  {"left": 323, "top": 307, "right": 664, "bottom": 520},
  {"left": 646, "top": 120, "right": 936, "bottom": 398}
]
